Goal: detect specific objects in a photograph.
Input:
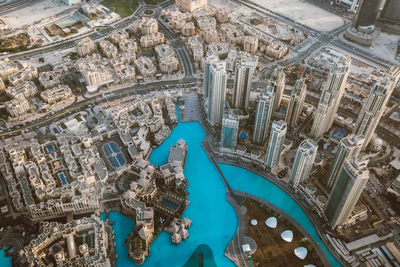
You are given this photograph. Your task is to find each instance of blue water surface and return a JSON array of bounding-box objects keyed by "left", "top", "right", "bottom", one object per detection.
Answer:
[
  {"left": 219, "top": 164, "right": 340, "bottom": 266},
  {"left": 0, "top": 105, "right": 342, "bottom": 266},
  {"left": 100, "top": 211, "right": 135, "bottom": 267},
  {"left": 105, "top": 106, "right": 340, "bottom": 266},
  {"left": 0, "top": 248, "right": 11, "bottom": 267}
]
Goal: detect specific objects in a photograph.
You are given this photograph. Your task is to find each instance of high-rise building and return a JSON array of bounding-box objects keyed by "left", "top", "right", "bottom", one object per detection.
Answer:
[
  {"left": 207, "top": 59, "right": 227, "bottom": 126},
  {"left": 203, "top": 55, "right": 219, "bottom": 97},
  {"left": 353, "top": 66, "right": 400, "bottom": 150},
  {"left": 232, "top": 56, "right": 258, "bottom": 110},
  {"left": 285, "top": 78, "right": 307, "bottom": 128},
  {"left": 310, "top": 55, "right": 351, "bottom": 139},
  {"left": 266, "top": 67, "right": 285, "bottom": 111},
  {"left": 221, "top": 109, "right": 240, "bottom": 149},
  {"left": 324, "top": 157, "right": 369, "bottom": 229},
  {"left": 354, "top": 0, "right": 382, "bottom": 29},
  {"left": 265, "top": 120, "right": 287, "bottom": 169},
  {"left": 289, "top": 139, "right": 318, "bottom": 187},
  {"left": 252, "top": 86, "right": 275, "bottom": 145},
  {"left": 326, "top": 134, "right": 365, "bottom": 189},
  {"left": 381, "top": 0, "right": 400, "bottom": 24}
]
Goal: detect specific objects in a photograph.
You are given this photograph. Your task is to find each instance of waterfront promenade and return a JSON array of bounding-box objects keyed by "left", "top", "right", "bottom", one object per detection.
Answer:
[{"left": 186, "top": 91, "right": 344, "bottom": 266}]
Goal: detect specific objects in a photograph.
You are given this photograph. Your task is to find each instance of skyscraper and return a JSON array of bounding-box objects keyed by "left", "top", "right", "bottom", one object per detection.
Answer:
[
  {"left": 221, "top": 109, "right": 240, "bottom": 149},
  {"left": 354, "top": 0, "right": 382, "bottom": 29},
  {"left": 324, "top": 157, "right": 369, "bottom": 229},
  {"left": 265, "top": 120, "right": 287, "bottom": 169},
  {"left": 326, "top": 134, "right": 365, "bottom": 189},
  {"left": 232, "top": 56, "right": 258, "bottom": 110},
  {"left": 289, "top": 139, "right": 318, "bottom": 187},
  {"left": 381, "top": 0, "right": 400, "bottom": 24},
  {"left": 353, "top": 66, "right": 400, "bottom": 150},
  {"left": 206, "top": 59, "right": 227, "bottom": 126},
  {"left": 310, "top": 55, "right": 351, "bottom": 139},
  {"left": 267, "top": 67, "right": 285, "bottom": 111},
  {"left": 203, "top": 55, "right": 219, "bottom": 97},
  {"left": 252, "top": 86, "right": 275, "bottom": 145},
  {"left": 285, "top": 78, "right": 307, "bottom": 128}
]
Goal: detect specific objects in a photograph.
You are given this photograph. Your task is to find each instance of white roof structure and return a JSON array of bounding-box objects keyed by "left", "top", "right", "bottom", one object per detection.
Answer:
[
  {"left": 294, "top": 247, "right": 308, "bottom": 259},
  {"left": 242, "top": 244, "right": 251, "bottom": 253},
  {"left": 304, "top": 265, "right": 316, "bottom": 267},
  {"left": 251, "top": 219, "right": 258, "bottom": 226},
  {"left": 281, "top": 230, "right": 293, "bottom": 242},
  {"left": 265, "top": 217, "right": 277, "bottom": 228},
  {"left": 390, "top": 158, "right": 400, "bottom": 170}
]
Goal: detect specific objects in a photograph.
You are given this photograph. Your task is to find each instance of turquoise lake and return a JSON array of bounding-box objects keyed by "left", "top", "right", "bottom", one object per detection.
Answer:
[
  {"left": 104, "top": 108, "right": 340, "bottom": 266},
  {"left": 0, "top": 107, "right": 342, "bottom": 266},
  {"left": 0, "top": 248, "right": 11, "bottom": 266}
]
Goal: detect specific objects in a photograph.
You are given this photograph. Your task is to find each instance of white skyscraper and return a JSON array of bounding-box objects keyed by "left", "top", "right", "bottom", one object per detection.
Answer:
[
  {"left": 206, "top": 59, "right": 227, "bottom": 126},
  {"left": 203, "top": 55, "right": 219, "bottom": 97},
  {"left": 285, "top": 78, "right": 307, "bottom": 128},
  {"left": 267, "top": 67, "right": 285, "bottom": 111},
  {"left": 221, "top": 109, "right": 240, "bottom": 149},
  {"left": 310, "top": 55, "right": 351, "bottom": 139},
  {"left": 353, "top": 66, "right": 400, "bottom": 150},
  {"left": 324, "top": 157, "right": 369, "bottom": 229},
  {"left": 265, "top": 120, "right": 287, "bottom": 169},
  {"left": 232, "top": 56, "right": 258, "bottom": 110},
  {"left": 252, "top": 86, "right": 275, "bottom": 145},
  {"left": 326, "top": 134, "right": 365, "bottom": 189},
  {"left": 289, "top": 139, "right": 318, "bottom": 187}
]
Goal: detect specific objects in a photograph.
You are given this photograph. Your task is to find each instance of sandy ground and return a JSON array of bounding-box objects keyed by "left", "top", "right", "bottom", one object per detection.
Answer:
[
  {"left": 339, "top": 31, "right": 400, "bottom": 65},
  {"left": 250, "top": 0, "right": 345, "bottom": 32},
  {"left": 2, "top": 0, "right": 71, "bottom": 28},
  {"left": 209, "top": 0, "right": 241, "bottom": 11}
]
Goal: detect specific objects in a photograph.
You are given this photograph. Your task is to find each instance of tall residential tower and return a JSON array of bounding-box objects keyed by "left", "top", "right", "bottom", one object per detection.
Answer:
[
  {"left": 310, "top": 55, "right": 351, "bottom": 139},
  {"left": 289, "top": 139, "right": 318, "bottom": 187},
  {"left": 267, "top": 67, "right": 285, "bottom": 111},
  {"left": 252, "top": 86, "right": 275, "bottom": 145},
  {"left": 285, "top": 78, "right": 307, "bottom": 128},
  {"left": 221, "top": 109, "right": 240, "bottom": 149},
  {"left": 353, "top": 66, "right": 400, "bottom": 150},
  {"left": 324, "top": 157, "right": 369, "bottom": 229},
  {"left": 206, "top": 59, "right": 227, "bottom": 126},
  {"left": 232, "top": 56, "right": 258, "bottom": 110},
  {"left": 326, "top": 134, "right": 365, "bottom": 189},
  {"left": 265, "top": 120, "right": 287, "bottom": 169},
  {"left": 203, "top": 55, "right": 219, "bottom": 97}
]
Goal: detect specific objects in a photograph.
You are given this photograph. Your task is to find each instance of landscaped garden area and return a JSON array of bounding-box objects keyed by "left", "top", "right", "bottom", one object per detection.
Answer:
[
  {"left": 100, "top": 0, "right": 139, "bottom": 18},
  {"left": 244, "top": 199, "right": 323, "bottom": 266}
]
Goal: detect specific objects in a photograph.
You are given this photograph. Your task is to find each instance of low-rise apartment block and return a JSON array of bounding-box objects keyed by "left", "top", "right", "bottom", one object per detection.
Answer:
[
  {"left": 5, "top": 96, "right": 30, "bottom": 117},
  {"left": 38, "top": 71, "right": 61, "bottom": 89},
  {"left": 140, "top": 32, "right": 165, "bottom": 48},
  {"left": 75, "top": 37, "right": 95, "bottom": 57},
  {"left": 8, "top": 66, "right": 38, "bottom": 87},
  {"left": 0, "top": 58, "right": 18, "bottom": 80},
  {"left": 40, "top": 84, "right": 73, "bottom": 104},
  {"left": 99, "top": 40, "right": 118, "bottom": 59}
]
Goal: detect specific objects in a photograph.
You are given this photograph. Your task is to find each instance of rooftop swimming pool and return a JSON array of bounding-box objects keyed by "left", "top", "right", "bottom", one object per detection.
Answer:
[{"left": 58, "top": 173, "right": 67, "bottom": 185}]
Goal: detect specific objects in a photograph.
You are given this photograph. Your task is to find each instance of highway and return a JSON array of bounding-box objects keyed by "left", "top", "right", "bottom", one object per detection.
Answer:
[
  {"left": 0, "top": 78, "right": 198, "bottom": 138},
  {"left": 1, "top": 0, "right": 398, "bottom": 150},
  {"left": 157, "top": 17, "right": 194, "bottom": 78},
  {"left": 0, "top": 0, "right": 199, "bottom": 138}
]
